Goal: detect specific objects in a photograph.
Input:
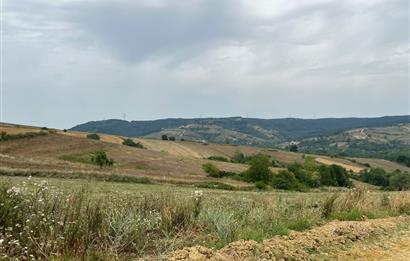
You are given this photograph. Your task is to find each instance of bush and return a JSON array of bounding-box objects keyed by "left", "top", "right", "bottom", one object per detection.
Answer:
[
  {"left": 202, "top": 163, "right": 221, "bottom": 177},
  {"left": 168, "top": 136, "right": 176, "bottom": 141},
  {"left": 122, "top": 138, "right": 143, "bottom": 148},
  {"left": 231, "top": 150, "right": 246, "bottom": 163},
  {"left": 271, "top": 170, "right": 304, "bottom": 191},
  {"left": 208, "top": 156, "right": 229, "bottom": 162},
  {"left": 91, "top": 151, "right": 114, "bottom": 168},
  {"left": 161, "top": 135, "right": 168, "bottom": 141},
  {"left": 87, "top": 133, "right": 100, "bottom": 140},
  {"left": 255, "top": 181, "right": 267, "bottom": 190}
]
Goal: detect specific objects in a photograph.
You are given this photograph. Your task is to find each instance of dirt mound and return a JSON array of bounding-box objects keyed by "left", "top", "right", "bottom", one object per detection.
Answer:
[{"left": 167, "top": 216, "right": 409, "bottom": 261}]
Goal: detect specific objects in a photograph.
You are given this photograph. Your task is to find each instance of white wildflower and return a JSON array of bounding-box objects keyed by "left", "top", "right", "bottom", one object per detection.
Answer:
[
  {"left": 6, "top": 186, "right": 21, "bottom": 195},
  {"left": 194, "top": 190, "right": 203, "bottom": 197}
]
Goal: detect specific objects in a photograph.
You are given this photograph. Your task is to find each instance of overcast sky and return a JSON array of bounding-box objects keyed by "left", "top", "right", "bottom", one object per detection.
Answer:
[{"left": 2, "top": 0, "right": 409, "bottom": 128}]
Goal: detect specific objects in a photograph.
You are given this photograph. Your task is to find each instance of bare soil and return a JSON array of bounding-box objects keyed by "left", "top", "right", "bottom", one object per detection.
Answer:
[{"left": 167, "top": 216, "right": 410, "bottom": 261}]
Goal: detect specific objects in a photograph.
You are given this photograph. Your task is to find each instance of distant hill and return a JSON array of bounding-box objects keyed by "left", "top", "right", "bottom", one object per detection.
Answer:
[
  {"left": 71, "top": 115, "right": 410, "bottom": 146},
  {"left": 298, "top": 123, "right": 410, "bottom": 158}
]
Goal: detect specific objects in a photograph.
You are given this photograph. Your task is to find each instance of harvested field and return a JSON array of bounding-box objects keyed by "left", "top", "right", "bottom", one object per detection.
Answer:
[{"left": 315, "top": 157, "right": 364, "bottom": 173}]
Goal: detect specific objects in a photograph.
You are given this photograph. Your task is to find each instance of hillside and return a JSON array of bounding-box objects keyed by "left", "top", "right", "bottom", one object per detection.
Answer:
[
  {"left": 298, "top": 123, "right": 410, "bottom": 158},
  {"left": 1, "top": 123, "right": 409, "bottom": 185},
  {"left": 71, "top": 116, "right": 410, "bottom": 146}
]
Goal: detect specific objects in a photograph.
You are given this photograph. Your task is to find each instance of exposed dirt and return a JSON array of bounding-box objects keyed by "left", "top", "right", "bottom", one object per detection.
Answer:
[
  {"left": 167, "top": 216, "right": 409, "bottom": 261},
  {"left": 316, "top": 223, "right": 410, "bottom": 260}
]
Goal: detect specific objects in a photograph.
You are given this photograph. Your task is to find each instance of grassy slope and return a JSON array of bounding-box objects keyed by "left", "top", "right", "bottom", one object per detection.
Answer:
[{"left": 1, "top": 123, "right": 408, "bottom": 188}]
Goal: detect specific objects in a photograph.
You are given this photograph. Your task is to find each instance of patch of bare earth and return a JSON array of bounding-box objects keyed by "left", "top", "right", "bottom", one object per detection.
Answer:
[
  {"left": 316, "top": 223, "right": 410, "bottom": 260},
  {"left": 167, "top": 216, "right": 409, "bottom": 261}
]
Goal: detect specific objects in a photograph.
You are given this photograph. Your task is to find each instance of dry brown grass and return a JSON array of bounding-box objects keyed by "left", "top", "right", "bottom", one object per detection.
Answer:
[
  {"left": 0, "top": 133, "right": 250, "bottom": 187},
  {"left": 0, "top": 124, "right": 42, "bottom": 135},
  {"left": 315, "top": 157, "right": 364, "bottom": 173},
  {"left": 350, "top": 157, "right": 410, "bottom": 172}
]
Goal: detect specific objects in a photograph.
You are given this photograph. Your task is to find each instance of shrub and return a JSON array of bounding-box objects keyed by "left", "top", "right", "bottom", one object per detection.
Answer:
[
  {"left": 202, "top": 163, "right": 220, "bottom": 177},
  {"left": 271, "top": 170, "right": 303, "bottom": 191},
  {"left": 91, "top": 151, "right": 114, "bottom": 168},
  {"left": 208, "top": 156, "right": 229, "bottom": 162},
  {"left": 63, "top": 129, "right": 67, "bottom": 132},
  {"left": 168, "top": 136, "right": 176, "bottom": 141},
  {"left": 231, "top": 150, "right": 246, "bottom": 163},
  {"left": 122, "top": 138, "right": 143, "bottom": 148},
  {"left": 161, "top": 135, "right": 168, "bottom": 141},
  {"left": 87, "top": 133, "right": 100, "bottom": 140},
  {"left": 271, "top": 159, "right": 283, "bottom": 168},
  {"left": 255, "top": 181, "right": 267, "bottom": 190}
]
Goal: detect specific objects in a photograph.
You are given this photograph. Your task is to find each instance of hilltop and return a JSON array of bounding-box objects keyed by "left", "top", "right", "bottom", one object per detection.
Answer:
[{"left": 71, "top": 115, "right": 410, "bottom": 145}]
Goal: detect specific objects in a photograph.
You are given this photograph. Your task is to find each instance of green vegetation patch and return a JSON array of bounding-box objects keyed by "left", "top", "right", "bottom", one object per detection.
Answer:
[
  {"left": 59, "top": 151, "right": 96, "bottom": 165},
  {"left": 86, "top": 133, "right": 100, "bottom": 140},
  {"left": 354, "top": 167, "right": 410, "bottom": 191},
  {"left": 122, "top": 138, "right": 144, "bottom": 148},
  {"left": 207, "top": 156, "right": 230, "bottom": 162}
]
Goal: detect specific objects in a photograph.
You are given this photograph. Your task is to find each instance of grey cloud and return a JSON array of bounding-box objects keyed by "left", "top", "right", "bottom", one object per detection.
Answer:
[
  {"left": 63, "top": 0, "right": 248, "bottom": 63},
  {"left": 3, "top": 0, "right": 409, "bottom": 128}
]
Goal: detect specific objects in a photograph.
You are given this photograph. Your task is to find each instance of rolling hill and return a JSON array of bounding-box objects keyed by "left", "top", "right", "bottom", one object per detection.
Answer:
[
  {"left": 1, "top": 123, "right": 409, "bottom": 187},
  {"left": 71, "top": 116, "right": 410, "bottom": 146}
]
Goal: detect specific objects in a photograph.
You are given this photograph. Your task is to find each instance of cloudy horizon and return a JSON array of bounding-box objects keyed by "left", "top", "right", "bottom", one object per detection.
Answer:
[{"left": 2, "top": 0, "right": 410, "bottom": 129}]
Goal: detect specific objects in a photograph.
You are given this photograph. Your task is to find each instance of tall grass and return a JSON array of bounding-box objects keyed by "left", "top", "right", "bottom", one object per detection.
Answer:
[{"left": 0, "top": 179, "right": 409, "bottom": 259}]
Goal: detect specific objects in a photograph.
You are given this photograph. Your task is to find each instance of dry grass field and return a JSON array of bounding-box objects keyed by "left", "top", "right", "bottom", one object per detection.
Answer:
[{"left": 1, "top": 123, "right": 408, "bottom": 187}]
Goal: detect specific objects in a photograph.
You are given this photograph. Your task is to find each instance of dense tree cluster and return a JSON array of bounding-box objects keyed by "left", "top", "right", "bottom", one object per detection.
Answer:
[{"left": 356, "top": 168, "right": 410, "bottom": 191}]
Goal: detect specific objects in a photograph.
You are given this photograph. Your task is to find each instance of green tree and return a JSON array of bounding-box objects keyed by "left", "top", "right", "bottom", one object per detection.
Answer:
[
  {"left": 271, "top": 170, "right": 302, "bottom": 191},
  {"left": 161, "top": 135, "right": 168, "bottom": 141},
  {"left": 245, "top": 154, "right": 271, "bottom": 183},
  {"left": 91, "top": 151, "right": 114, "bottom": 168},
  {"left": 389, "top": 171, "right": 410, "bottom": 190},
  {"left": 289, "top": 144, "right": 298, "bottom": 152}
]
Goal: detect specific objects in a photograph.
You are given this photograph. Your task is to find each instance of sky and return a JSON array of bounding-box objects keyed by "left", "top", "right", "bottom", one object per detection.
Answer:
[{"left": 2, "top": 0, "right": 409, "bottom": 129}]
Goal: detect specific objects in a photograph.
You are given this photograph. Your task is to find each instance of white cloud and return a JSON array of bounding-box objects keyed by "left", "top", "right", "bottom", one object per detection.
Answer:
[{"left": 3, "top": 0, "right": 409, "bottom": 128}]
